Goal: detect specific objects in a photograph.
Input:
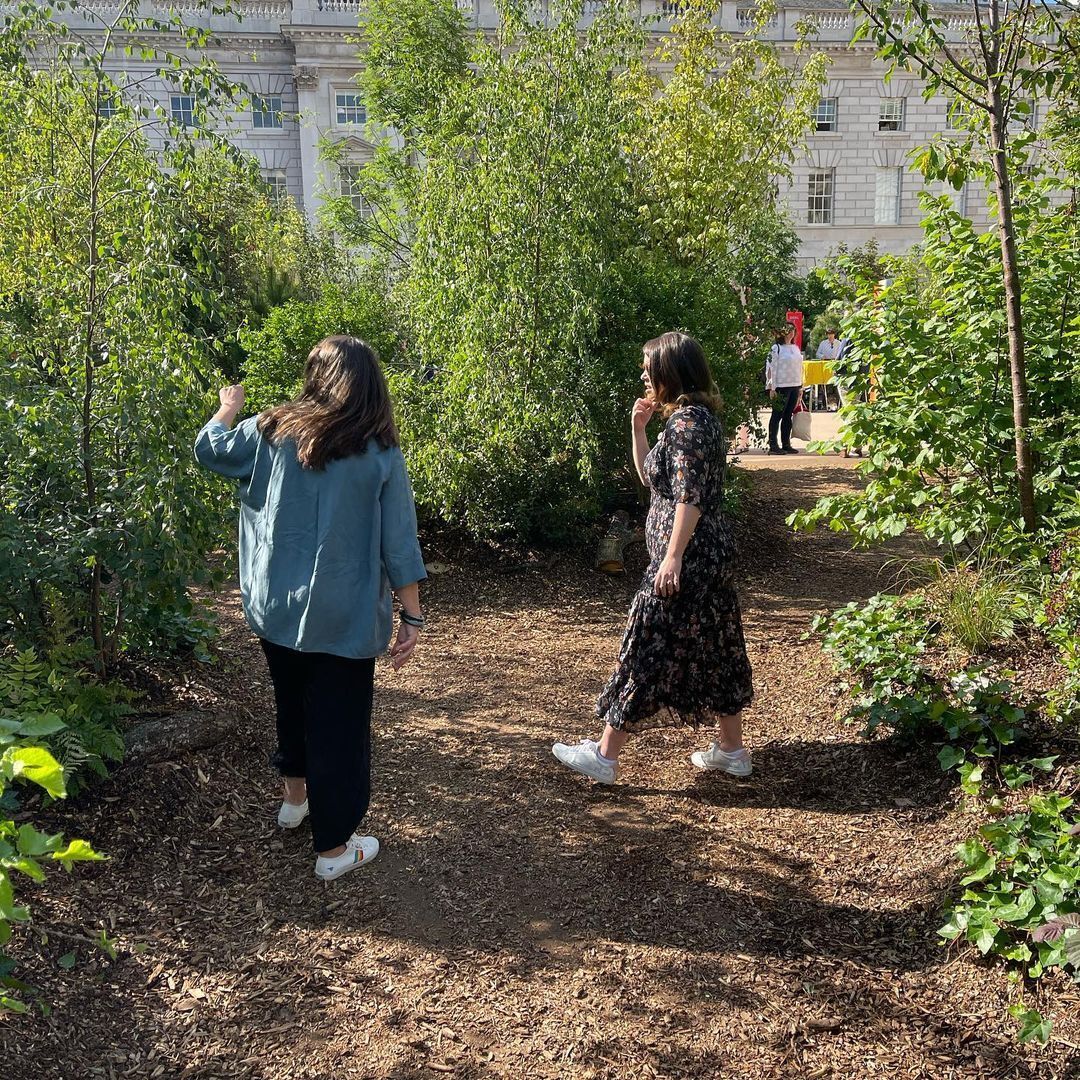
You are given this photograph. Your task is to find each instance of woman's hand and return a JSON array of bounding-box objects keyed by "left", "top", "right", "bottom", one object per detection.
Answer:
[
  {"left": 654, "top": 553, "right": 682, "bottom": 597},
  {"left": 631, "top": 397, "right": 657, "bottom": 431},
  {"left": 390, "top": 621, "right": 419, "bottom": 670},
  {"left": 769, "top": 388, "right": 777, "bottom": 400},
  {"left": 213, "top": 384, "right": 245, "bottom": 428},
  {"left": 219, "top": 384, "right": 245, "bottom": 411}
]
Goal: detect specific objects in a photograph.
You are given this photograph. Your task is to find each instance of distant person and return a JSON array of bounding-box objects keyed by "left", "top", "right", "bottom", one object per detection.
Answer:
[
  {"left": 816, "top": 327, "right": 843, "bottom": 410},
  {"left": 194, "top": 336, "right": 427, "bottom": 883},
  {"left": 766, "top": 321, "right": 803, "bottom": 455},
  {"left": 553, "top": 332, "right": 754, "bottom": 784}
]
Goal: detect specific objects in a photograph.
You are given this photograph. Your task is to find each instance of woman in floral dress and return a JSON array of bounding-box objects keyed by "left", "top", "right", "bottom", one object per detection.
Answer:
[{"left": 553, "top": 332, "right": 754, "bottom": 784}]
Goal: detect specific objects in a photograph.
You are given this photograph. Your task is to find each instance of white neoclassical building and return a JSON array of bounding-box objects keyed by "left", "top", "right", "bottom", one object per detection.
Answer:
[{"left": 46, "top": 0, "right": 996, "bottom": 266}]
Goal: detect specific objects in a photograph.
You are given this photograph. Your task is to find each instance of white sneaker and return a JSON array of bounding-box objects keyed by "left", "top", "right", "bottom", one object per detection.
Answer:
[
  {"left": 691, "top": 743, "right": 752, "bottom": 777},
  {"left": 277, "top": 799, "right": 309, "bottom": 829},
  {"left": 314, "top": 834, "right": 380, "bottom": 881},
  {"left": 552, "top": 738, "right": 618, "bottom": 785}
]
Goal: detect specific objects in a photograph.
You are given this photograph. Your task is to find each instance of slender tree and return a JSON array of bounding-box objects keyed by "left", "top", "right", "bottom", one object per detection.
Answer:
[{"left": 851, "top": 0, "right": 1077, "bottom": 532}]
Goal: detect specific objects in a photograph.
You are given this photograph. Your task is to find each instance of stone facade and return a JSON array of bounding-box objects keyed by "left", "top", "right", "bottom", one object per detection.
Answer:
[{"left": 42, "top": 0, "right": 994, "bottom": 267}]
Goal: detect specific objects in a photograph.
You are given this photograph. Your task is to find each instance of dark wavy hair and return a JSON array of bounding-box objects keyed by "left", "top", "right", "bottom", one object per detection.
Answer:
[
  {"left": 257, "top": 336, "right": 398, "bottom": 470},
  {"left": 643, "top": 331, "right": 721, "bottom": 419}
]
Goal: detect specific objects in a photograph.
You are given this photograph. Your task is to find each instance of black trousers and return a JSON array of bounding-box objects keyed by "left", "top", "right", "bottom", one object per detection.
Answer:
[
  {"left": 768, "top": 386, "right": 801, "bottom": 449},
  {"left": 260, "top": 640, "right": 375, "bottom": 852}
]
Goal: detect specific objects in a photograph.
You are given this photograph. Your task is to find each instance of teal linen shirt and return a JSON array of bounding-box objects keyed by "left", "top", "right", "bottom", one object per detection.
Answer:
[{"left": 195, "top": 418, "right": 427, "bottom": 659}]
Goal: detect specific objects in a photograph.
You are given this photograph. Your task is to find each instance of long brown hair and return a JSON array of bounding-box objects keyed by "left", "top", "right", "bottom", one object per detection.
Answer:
[
  {"left": 643, "top": 332, "right": 721, "bottom": 418},
  {"left": 257, "top": 336, "right": 398, "bottom": 470}
]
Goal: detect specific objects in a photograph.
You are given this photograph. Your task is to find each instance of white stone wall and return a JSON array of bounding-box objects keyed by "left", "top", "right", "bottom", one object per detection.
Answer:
[
  {"left": 40, "top": 0, "right": 1000, "bottom": 266},
  {"left": 779, "top": 48, "right": 993, "bottom": 266}
]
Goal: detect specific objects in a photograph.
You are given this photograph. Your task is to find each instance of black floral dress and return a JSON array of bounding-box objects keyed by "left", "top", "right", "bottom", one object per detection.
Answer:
[{"left": 596, "top": 404, "right": 754, "bottom": 733}]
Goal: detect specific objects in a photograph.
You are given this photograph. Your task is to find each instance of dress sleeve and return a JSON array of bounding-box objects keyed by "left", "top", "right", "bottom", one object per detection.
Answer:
[
  {"left": 666, "top": 413, "right": 711, "bottom": 508},
  {"left": 380, "top": 450, "right": 428, "bottom": 590},
  {"left": 194, "top": 417, "right": 260, "bottom": 482}
]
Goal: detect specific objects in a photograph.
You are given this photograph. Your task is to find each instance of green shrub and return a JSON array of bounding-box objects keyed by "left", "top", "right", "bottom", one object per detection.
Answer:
[
  {"left": 811, "top": 593, "right": 932, "bottom": 722},
  {"left": 1040, "top": 532, "right": 1080, "bottom": 725},
  {"left": 239, "top": 273, "right": 399, "bottom": 413},
  {"left": 939, "top": 792, "right": 1080, "bottom": 1044},
  {"left": 0, "top": 715, "right": 105, "bottom": 1013},
  {"left": 0, "top": 10, "right": 277, "bottom": 672},
  {"left": 789, "top": 178, "right": 1080, "bottom": 554},
  {"left": 922, "top": 559, "right": 1027, "bottom": 654},
  {"left": 813, "top": 596, "right": 1035, "bottom": 793},
  {"left": 0, "top": 651, "right": 128, "bottom": 792},
  {"left": 333, "top": 0, "right": 823, "bottom": 543}
]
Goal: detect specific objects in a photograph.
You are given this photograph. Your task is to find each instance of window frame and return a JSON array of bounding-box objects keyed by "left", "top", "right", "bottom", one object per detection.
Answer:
[
  {"left": 807, "top": 168, "right": 835, "bottom": 225},
  {"left": 98, "top": 91, "right": 120, "bottom": 120},
  {"left": 252, "top": 93, "right": 284, "bottom": 130},
  {"left": 339, "top": 164, "right": 374, "bottom": 218},
  {"left": 170, "top": 93, "right": 195, "bottom": 128},
  {"left": 814, "top": 97, "right": 838, "bottom": 133},
  {"left": 263, "top": 169, "right": 289, "bottom": 203},
  {"left": 874, "top": 166, "right": 903, "bottom": 225},
  {"left": 878, "top": 97, "right": 906, "bottom": 132},
  {"left": 334, "top": 91, "right": 366, "bottom": 126}
]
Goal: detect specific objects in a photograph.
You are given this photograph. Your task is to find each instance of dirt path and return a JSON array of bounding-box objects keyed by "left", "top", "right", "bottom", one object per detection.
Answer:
[{"left": 7, "top": 459, "right": 1078, "bottom": 1079}]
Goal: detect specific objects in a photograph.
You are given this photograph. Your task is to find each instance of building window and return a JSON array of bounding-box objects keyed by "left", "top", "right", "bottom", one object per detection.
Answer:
[
  {"left": 98, "top": 91, "right": 120, "bottom": 120},
  {"left": 874, "top": 167, "right": 902, "bottom": 224},
  {"left": 952, "top": 181, "right": 969, "bottom": 217},
  {"left": 263, "top": 169, "right": 289, "bottom": 202},
  {"left": 814, "top": 97, "right": 838, "bottom": 132},
  {"left": 807, "top": 169, "right": 834, "bottom": 224},
  {"left": 335, "top": 92, "right": 366, "bottom": 125},
  {"left": 340, "top": 165, "right": 374, "bottom": 218},
  {"left": 253, "top": 94, "right": 283, "bottom": 129},
  {"left": 1009, "top": 99, "right": 1038, "bottom": 133},
  {"left": 170, "top": 94, "right": 195, "bottom": 128},
  {"left": 878, "top": 97, "right": 905, "bottom": 132}
]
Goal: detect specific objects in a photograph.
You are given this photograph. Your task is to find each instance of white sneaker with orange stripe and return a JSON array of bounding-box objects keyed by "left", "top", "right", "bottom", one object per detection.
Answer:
[{"left": 314, "top": 834, "right": 380, "bottom": 881}]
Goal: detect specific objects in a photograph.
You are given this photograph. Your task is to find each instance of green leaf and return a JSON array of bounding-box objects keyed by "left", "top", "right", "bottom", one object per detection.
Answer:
[
  {"left": 938, "top": 745, "right": 965, "bottom": 771},
  {"left": 1, "top": 747, "right": 66, "bottom": 799},
  {"left": 973, "top": 924, "right": 998, "bottom": 954},
  {"left": 57, "top": 952, "right": 77, "bottom": 970},
  {"left": 51, "top": 840, "right": 104, "bottom": 869},
  {"left": 12, "top": 714, "right": 66, "bottom": 739},
  {"left": 16, "top": 825, "right": 63, "bottom": 857},
  {"left": 1010, "top": 1006, "right": 1052, "bottom": 1045}
]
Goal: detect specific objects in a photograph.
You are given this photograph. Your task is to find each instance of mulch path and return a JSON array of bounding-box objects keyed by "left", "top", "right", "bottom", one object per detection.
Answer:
[{"left": 5, "top": 458, "right": 1079, "bottom": 1079}]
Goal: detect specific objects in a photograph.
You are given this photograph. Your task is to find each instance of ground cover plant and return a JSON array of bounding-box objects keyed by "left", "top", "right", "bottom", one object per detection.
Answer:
[{"left": 814, "top": 578, "right": 1078, "bottom": 1041}]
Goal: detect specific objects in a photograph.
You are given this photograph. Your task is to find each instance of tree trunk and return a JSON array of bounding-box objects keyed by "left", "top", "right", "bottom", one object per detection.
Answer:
[
  {"left": 83, "top": 98, "right": 105, "bottom": 671},
  {"left": 987, "top": 101, "right": 1037, "bottom": 532}
]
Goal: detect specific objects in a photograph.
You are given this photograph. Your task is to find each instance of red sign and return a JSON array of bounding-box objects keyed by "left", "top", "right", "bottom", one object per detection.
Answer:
[{"left": 785, "top": 310, "right": 804, "bottom": 349}]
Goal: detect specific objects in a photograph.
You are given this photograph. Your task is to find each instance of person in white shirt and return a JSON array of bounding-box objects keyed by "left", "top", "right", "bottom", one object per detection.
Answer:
[
  {"left": 815, "top": 328, "right": 843, "bottom": 410},
  {"left": 766, "top": 322, "right": 803, "bottom": 455}
]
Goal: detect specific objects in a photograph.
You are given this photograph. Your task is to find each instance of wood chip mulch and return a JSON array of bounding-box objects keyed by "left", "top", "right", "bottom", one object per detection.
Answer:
[{"left": 4, "top": 458, "right": 1079, "bottom": 1079}]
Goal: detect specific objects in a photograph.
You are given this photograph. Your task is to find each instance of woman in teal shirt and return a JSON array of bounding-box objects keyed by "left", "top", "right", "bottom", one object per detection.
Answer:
[{"left": 195, "top": 336, "right": 426, "bottom": 882}]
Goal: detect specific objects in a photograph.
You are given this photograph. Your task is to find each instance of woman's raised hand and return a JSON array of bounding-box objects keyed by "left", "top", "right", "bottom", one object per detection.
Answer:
[
  {"left": 631, "top": 397, "right": 657, "bottom": 430},
  {"left": 219, "top": 384, "right": 245, "bottom": 411}
]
